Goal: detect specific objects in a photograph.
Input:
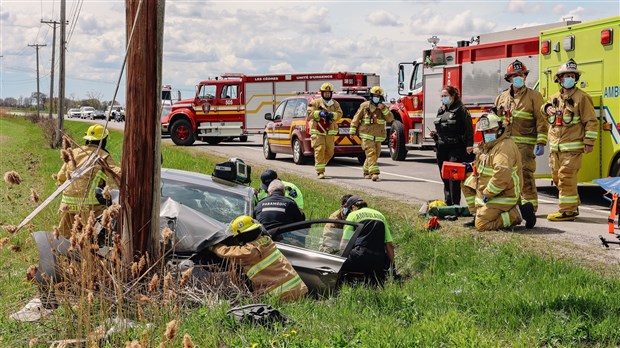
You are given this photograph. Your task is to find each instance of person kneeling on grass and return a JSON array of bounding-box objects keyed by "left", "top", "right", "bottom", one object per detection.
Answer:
[
  {"left": 339, "top": 195, "right": 395, "bottom": 285},
  {"left": 212, "top": 215, "right": 308, "bottom": 302}
]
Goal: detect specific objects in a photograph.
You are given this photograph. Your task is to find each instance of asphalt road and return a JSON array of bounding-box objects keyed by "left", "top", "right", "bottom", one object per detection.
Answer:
[{"left": 75, "top": 118, "right": 620, "bottom": 260}]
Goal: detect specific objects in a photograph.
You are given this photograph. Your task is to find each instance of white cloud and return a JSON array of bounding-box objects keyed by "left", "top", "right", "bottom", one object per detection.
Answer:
[
  {"left": 559, "top": 6, "right": 585, "bottom": 21},
  {"left": 269, "top": 62, "right": 293, "bottom": 72},
  {"left": 553, "top": 4, "right": 566, "bottom": 14},
  {"left": 507, "top": 0, "right": 543, "bottom": 13},
  {"left": 409, "top": 9, "right": 497, "bottom": 36},
  {"left": 366, "top": 10, "right": 401, "bottom": 27}
]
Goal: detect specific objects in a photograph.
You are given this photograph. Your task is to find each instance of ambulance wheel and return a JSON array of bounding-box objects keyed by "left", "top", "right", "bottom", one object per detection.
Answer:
[
  {"left": 239, "top": 136, "right": 248, "bottom": 142},
  {"left": 263, "top": 134, "right": 276, "bottom": 160},
  {"left": 389, "top": 120, "right": 407, "bottom": 161},
  {"left": 611, "top": 157, "right": 620, "bottom": 177},
  {"left": 170, "top": 119, "right": 195, "bottom": 146},
  {"left": 357, "top": 153, "right": 366, "bottom": 165},
  {"left": 292, "top": 138, "right": 308, "bottom": 165}
]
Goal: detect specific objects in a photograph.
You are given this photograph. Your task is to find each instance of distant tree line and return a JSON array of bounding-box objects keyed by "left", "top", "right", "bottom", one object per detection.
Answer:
[{"left": 0, "top": 90, "right": 121, "bottom": 113}]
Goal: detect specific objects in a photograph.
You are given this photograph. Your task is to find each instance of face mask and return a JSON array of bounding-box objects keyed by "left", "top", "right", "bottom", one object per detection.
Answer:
[
  {"left": 372, "top": 97, "right": 381, "bottom": 104},
  {"left": 441, "top": 96, "right": 451, "bottom": 106},
  {"left": 483, "top": 133, "right": 497, "bottom": 143},
  {"left": 512, "top": 76, "right": 525, "bottom": 88},
  {"left": 342, "top": 207, "right": 350, "bottom": 216},
  {"left": 562, "top": 77, "right": 576, "bottom": 89}
]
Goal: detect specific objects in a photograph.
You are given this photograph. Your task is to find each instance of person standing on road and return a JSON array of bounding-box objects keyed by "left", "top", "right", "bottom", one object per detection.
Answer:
[
  {"left": 56, "top": 124, "right": 121, "bottom": 237},
  {"left": 433, "top": 85, "right": 474, "bottom": 205},
  {"left": 319, "top": 194, "right": 353, "bottom": 254},
  {"left": 494, "top": 60, "right": 548, "bottom": 212},
  {"left": 307, "top": 83, "right": 343, "bottom": 179},
  {"left": 255, "top": 169, "right": 304, "bottom": 212},
  {"left": 212, "top": 215, "right": 308, "bottom": 302},
  {"left": 339, "top": 195, "right": 395, "bottom": 285},
  {"left": 350, "top": 86, "right": 394, "bottom": 181},
  {"left": 463, "top": 113, "right": 536, "bottom": 231},
  {"left": 542, "top": 58, "right": 597, "bottom": 222}
]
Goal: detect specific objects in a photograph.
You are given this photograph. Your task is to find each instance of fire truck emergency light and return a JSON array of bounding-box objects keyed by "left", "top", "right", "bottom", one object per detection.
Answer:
[
  {"left": 541, "top": 40, "right": 551, "bottom": 55},
  {"left": 563, "top": 35, "right": 575, "bottom": 51},
  {"left": 601, "top": 28, "right": 613, "bottom": 45}
]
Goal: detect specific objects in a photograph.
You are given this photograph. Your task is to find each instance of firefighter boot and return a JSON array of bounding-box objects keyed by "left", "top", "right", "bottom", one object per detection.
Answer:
[
  {"left": 463, "top": 216, "right": 476, "bottom": 228},
  {"left": 547, "top": 211, "right": 577, "bottom": 221},
  {"left": 318, "top": 173, "right": 325, "bottom": 180},
  {"left": 371, "top": 174, "right": 380, "bottom": 182},
  {"left": 519, "top": 202, "right": 536, "bottom": 229}
]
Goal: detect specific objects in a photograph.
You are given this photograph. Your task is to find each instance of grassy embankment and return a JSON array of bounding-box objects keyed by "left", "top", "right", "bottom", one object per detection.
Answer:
[{"left": 1, "top": 115, "right": 620, "bottom": 347}]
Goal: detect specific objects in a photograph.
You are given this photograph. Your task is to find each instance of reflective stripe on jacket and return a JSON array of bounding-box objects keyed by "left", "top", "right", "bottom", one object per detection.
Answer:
[
  {"left": 350, "top": 101, "right": 394, "bottom": 142},
  {"left": 212, "top": 235, "right": 308, "bottom": 301},
  {"left": 495, "top": 86, "right": 548, "bottom": 145},
  {"left": 306, "top": 99, "right": 343, "bottom": 135},
  {"left": 542, "top": 88, "right": 597, "bottom": 153}
]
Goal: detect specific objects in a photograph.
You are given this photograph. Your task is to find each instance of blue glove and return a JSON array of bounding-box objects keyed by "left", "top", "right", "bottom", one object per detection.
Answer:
[
  {"left": 325, "top": 112, "right": 333, "bottom": 123},
  {"left": 463, "top": 162, "right": 473, "bottom": 173},
  {"left": 482, "top": 195, "right": 488, "bottom": 203},
  {"left": 534, "top": 145, "right": 545, "bottom": 156},
  {"left": 319, "top": 111, "right": 326, "bottom": 118}
]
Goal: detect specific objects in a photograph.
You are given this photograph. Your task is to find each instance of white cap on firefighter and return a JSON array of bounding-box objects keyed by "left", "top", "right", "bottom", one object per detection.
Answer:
[
  {"left": 476, "top": 113, "right": 502, "bottom": 132},
  {"left": 370, "top": 86, "right": 384, "bottom": 96},
  {"left": 554, "top": 58, "right": 582, "bottom": 83},
  {"left": 320, "top": 83, "right": 334, "bottom": 92}
]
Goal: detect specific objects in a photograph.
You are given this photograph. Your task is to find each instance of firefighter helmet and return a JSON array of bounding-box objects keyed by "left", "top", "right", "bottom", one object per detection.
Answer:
[
  {"left": 554, "top": 58, "right": 582, "bottom": 83},
  {"left": 476, "top": 113, "right": 502, "bottom": 132},
  {"left": 504, "top": 59, "right": 529, "bottom": 82},
  {"left": 320, "top": 83, "right": 334, "bottom": 92},
  {"left": 370, "top": 86, "right": 384, "bottom": 96},
  {"left": 228, "top": 215, "right": 262, "bottom": 236},
  {"left": 83, "top": 124, "right": 109, "bottom": 141}
]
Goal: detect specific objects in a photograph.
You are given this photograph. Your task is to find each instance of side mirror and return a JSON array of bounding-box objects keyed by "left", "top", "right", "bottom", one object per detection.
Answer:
[
  {"left": 264, "top": 113, "right": 273, "bottom": 120},
  {"left": 176, "top": 91, "right": 181, "bottom": 101}
]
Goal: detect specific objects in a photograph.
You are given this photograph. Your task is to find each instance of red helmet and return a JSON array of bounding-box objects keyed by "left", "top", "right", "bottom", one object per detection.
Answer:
[{"left": 504, "top": 60, "right": 529, "bottom": 82}]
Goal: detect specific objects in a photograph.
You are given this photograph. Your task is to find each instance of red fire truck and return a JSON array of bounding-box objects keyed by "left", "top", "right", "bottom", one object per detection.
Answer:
[
  {"left": 388, "top": 20, "right": 579, "bottom": 161},
  {"left": 162, "top": 72, "right": 380, "bottom": 146}
]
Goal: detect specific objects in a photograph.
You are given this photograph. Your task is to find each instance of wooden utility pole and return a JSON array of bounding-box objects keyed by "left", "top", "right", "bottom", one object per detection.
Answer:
[
  {"left": 56, "top": 0, "right": 67, "bottom": 147},
  {"left": 41, "top": 20, "right": 63, "bottom": 119},
  {"left": 28, "top": 43, "right": 46, "bottom": 119},
  {"left": 121, "top": 0, "right": 164, "bottom": 263}
]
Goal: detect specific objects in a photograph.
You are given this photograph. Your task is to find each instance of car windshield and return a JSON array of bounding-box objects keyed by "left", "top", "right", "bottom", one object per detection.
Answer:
[
  {"left": 161, "top": 178, "right": 248, "bottom": 224},
  {"left": 198, "top": 85, "right": 217, "bottom": 100},
  {"left": 336, "top": 99, "right": 364, "bottom": 119}
]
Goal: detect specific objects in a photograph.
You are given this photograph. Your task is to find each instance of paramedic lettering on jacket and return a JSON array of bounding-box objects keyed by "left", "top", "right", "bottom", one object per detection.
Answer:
[
  {"left": 494, "top": 60, "right": 548, "bottom": 212},
  {"left": 542, "top": 58, "right": 597, "bottom": 222},
  {"left": 433, "top": 85, "right": 474, "bottom": 206}
]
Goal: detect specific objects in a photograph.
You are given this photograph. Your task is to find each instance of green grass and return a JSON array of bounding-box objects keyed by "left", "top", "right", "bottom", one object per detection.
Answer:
[{"left": 2, "top": 115, "right": 620, "bottom": 347}]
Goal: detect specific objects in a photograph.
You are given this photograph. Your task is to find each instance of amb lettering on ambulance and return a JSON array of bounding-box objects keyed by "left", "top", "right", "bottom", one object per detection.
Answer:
[{"left": 536, "top": 16, "right": 620, "bottom": 182}]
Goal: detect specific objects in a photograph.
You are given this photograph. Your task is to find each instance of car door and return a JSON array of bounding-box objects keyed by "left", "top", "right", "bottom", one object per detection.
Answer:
[
  {"left": 268, "top": 100, "right": 288, "bottom": 153},
  {"left": 268, "top": 219, "right": 362, "bottom": 295}
]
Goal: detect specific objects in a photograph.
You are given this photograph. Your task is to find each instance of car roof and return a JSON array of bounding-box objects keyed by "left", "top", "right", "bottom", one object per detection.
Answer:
[{"left": 161, "top": 167, "right": 255, "bottom": 197}]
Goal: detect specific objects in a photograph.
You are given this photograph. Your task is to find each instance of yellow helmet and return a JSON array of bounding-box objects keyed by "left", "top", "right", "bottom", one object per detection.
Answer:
[
  {"left": 83, "top": 124, "right": 109, "bottom": 141},
  {"left": 228, "top": 215, "right": 262, "bottom": 236},
  {"left": 320, "top": 83, "right": 334, "bottom": 92},
  {"left": 370, "top": 86, "right": 384, "bottom": 96},
  {"left": 476, "top": 113, "right": 501, "bottom": 132}
]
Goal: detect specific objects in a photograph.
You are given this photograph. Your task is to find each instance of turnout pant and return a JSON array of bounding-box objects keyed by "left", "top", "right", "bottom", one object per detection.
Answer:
[
  {"left": 474, "top": 205, "right": 522, "bottom": 231},
  {"left": 549, "top": 151, "right": 582, "bottom": 214},
  {"left": 362, "top": 139, "right": 382, "bottom": 176},
  {"left": 311, "top": 134, "right": 334, "bottom": 174},
  {"left": 58, "top": 203, "right": 106, "bottom": 238},
  {"left": 461, "top": 181, "right": 477, "bottom": 215},
  {"left": 436, "top": 145, "right": 467, "bottom": 206},
  {"left": 518, "top": 143, "right": 538, "bottom": 211}
]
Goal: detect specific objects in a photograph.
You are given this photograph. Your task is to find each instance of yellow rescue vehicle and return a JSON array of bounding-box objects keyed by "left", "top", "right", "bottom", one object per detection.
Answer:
[{"left": 537, "top": 16, "right": 620, "bottom": 181}]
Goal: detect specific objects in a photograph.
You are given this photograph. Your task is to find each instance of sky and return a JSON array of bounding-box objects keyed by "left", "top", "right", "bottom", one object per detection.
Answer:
[{"left": 0, "top": 0, "right": 618, "bottom": 105}]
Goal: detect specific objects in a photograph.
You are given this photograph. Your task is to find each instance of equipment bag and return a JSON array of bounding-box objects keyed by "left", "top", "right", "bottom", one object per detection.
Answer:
[{"left": 427, "top": 205, "right": 471, "bottom": 219}]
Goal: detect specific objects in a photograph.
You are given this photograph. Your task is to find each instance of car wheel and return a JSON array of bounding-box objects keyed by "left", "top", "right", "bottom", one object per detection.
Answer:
[
  {"left": 263, "top": 134, "right": 276, "bottom": 160},
  {"left": 357, "top": 153, "right": 366, "bottom": 165},
  {"left": 239, "top": 136, "right": 248, "bottom": 142},
  {"left": 205, "top": 137, "right": 222, "bottom": 145},
  {"left": 170, "top": 119, "right": 196, "bottom": 146},
  {"left": 292, "top": 137, "right": 308, "bottom": 165},
  {"left": 389, "top": 119, "right": 408, "bottom": 161}
]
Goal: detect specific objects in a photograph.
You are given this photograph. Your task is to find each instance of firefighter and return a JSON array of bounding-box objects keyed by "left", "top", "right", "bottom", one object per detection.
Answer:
[
  {"left": 542, "top": 58, "right": 597, "bottom": 221},
  {"left": 318, "top": 194, "right": 353, "bottom": 254},
  {"left": 467, "top": 113, "right": 536, "bottom": 231},
  {"left": 307, "top": 83, "right": 343, "bottom": 179},
  {"left": 434, "top": 85, "right": 474, "bottom": 205},
  {"left": 339, "top": 195, "right": 395, "bottom": 285},
  {"left": 495, "top": 59, "right": 548, "bottom": 212},
  {"left": 56, "top": 124, "right": 121, "bottom": 237},
  {"left": 211, "top": 216, "right": 308, "bottom": 302},
  {"left": 350, "top": 86, "right": 394, "bottom": 181},
  {"left": 255, "top": 169, "right": 304, "bottom": 211}
]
